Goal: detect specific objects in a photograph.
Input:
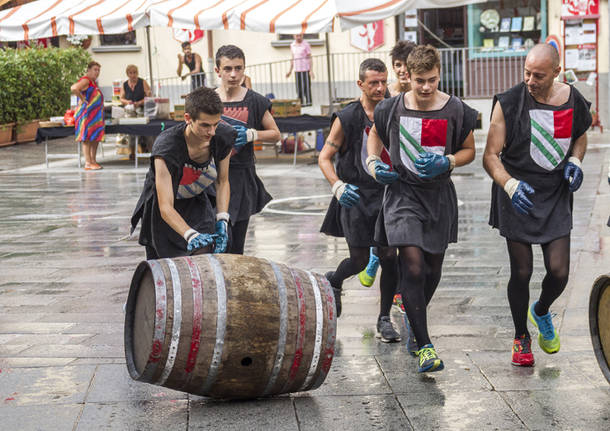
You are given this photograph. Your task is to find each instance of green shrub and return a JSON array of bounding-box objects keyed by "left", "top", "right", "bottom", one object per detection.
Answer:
[{"left": 0, "top": 47, "right": 90, "bottom": 125}]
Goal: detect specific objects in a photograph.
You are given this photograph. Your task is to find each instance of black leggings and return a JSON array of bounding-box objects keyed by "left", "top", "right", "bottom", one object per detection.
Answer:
[
  {"left": 327, "top": 246, "right": 398, "bottom": 317},
  {"left": 398, "top": 246, "right": 445, "bottom": 349},
  {"left": 506, "top": 236, "right": 570, "bottom": 338},
  {"left": 229, "top": 219, "right": 250, "bottom": 255}
]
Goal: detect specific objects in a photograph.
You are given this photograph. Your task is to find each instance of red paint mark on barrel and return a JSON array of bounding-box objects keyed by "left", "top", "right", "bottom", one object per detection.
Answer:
[
  {"left": 184, "top": 257, "right": 203, "bottom": 374},
  {"left": 148, "top": 340, "right": 163, "bottom": 363},
  {"left": 288, "top": 271, "right": 306, "bottom": 381}
]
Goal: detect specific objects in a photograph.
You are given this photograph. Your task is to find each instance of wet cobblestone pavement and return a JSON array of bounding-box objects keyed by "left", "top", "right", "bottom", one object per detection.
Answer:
[{"left": 1, "top": 132, "right": 609, "bottom": 430}]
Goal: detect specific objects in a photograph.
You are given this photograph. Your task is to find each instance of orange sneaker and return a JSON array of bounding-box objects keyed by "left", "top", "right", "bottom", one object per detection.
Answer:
[
  {"left": 392, "top": 294, "right": 405, "bottom": 314},
  {"left": 511, "top": 335, "right": 534, "bottom": 367}
]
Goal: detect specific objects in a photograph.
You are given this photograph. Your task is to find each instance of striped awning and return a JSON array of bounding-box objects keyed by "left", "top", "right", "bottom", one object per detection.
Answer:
[
  {"left": 0, "top": 0, "right": 484, "bottom": 41},
  {"left": 0, "top": 0, "right": 150, "bottom": 41}
]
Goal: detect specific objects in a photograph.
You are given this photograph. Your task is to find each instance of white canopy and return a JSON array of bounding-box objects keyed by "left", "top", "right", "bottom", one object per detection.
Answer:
[{"left": 0, "top": 0, "right": 484, "bottom": 41}]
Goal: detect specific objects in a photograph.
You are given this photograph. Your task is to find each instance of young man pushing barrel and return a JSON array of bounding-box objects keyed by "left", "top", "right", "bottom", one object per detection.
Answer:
[{"left": 130, "top": 87, "right": 236, "bottom": 259}]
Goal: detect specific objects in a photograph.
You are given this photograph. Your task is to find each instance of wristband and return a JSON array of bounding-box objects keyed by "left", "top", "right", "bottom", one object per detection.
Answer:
[
  {"left": 183, "top": 228, "right": 198, "bottom": 242},
  {"left": 246, "top": 128, "right": 258, "bottom": 142},
  {"left": 216, "top": 212, "right": 230, "bottom": 222},
  {"left": 365, "top": 155, "right": 381, "bottom": 178},
  {"left": 447, "top": 154, "right": 456, "bottom": 170},
  {"left": 568, "top": 156, "right": 582, "bottom": 168},
  {"left": 503, "top": 178, "right": 519, "bottom": 199},
  {"left": 331, "top": 180, "right": 346, "bottom": 200}
]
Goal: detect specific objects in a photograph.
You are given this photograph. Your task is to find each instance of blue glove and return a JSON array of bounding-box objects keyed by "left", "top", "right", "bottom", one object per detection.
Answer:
[
  {"left": 233, "top": 125, "right": 248, "bottom": 148},
  {"left": 332, "top": 181, "right": 360, "bottom": 208},
  {"left": 563, "top": 159, "right": 583, "bottom": 192},
  {"left": 414, "top": 152, "right": 450, "bottom": 178},
  {"left": 214, "top": 220, "right": 228, "bottom": 253},
  {"left": 373, "top": 160, "right": 398, "bottom": 185},
  {"left": 186, "top": 232, "right": 217, "bottom": 252},
  {"left": 505, "top": 179, "right": 535, "bottom": 216}
]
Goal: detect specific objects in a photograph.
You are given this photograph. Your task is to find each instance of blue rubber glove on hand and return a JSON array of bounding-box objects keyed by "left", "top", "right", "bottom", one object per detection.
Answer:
[
  {"left": 504, "top": 178, "right": 535, "bottom": 216},
  {"left": 186, "top": 231, "right": 217, "bottom": 252},
  {"left": 213, "top": 220, "right": 228, "bottom": 253},
  {"left": 233, "top": 125, "right": 248, "bottom": 148},
  {"left": 563, "top": 157, "right": 583, "bottom": 192},
  {"left": 414, "top": 152, "right": 450, "bottom": 179},
  {"left": 332, "top": 180, "right": 360, "bottom": 208}
]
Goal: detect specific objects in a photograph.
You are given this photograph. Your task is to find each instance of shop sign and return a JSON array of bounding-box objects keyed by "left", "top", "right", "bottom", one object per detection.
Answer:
[
  {"left": 561, "top": 0, "right": 599, "bottom": 17},
  {"left": 350, "top": 20, "right": 384, "bottom": 52},
  {"left": 172, "top": 28, "right": 205, "bottom": 44}
]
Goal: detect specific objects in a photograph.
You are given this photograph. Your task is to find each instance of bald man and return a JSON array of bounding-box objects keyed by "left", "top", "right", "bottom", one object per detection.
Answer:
[{"left": 483, "top": 44, "right": 592, "bottom": 367}]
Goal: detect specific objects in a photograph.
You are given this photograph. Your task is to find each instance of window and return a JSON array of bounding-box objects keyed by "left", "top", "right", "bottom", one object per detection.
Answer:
[
  {"left": 277, "top": 33, "right": 319, "bottom": 41},
  {"left": 272, "top": 33, "right": 324, "bottom": 47},
  {"left": 100, "top": 31, "right": 137, "bottom": 46}
]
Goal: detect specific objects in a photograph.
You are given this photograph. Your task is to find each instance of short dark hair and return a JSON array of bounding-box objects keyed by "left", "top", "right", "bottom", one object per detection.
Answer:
[
  {"left": 406, "top": 44, "right": 441, "bottom": 75},
  {"left": 87, "top": 61, "right": 101, "bottom": 70},
  {"left": 390, "top": 40, "right": 416, "bottom": 64},
  {"left": 215, "top": 45, "right": 245, "bottom": 68},
  {"left": 359, "top": 58, "right": 387, "bottom": 81},
  {"left": 185, "top": 87, "right": 224, "bottom": 118},
  {"left": 181, "top": 41, "right": 191, "bottom": 49}
]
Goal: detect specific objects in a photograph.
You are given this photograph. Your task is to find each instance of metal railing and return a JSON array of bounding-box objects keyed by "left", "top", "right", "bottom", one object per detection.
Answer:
[{"left": 151, "top": 47, "right": 528, "bottom": 109}]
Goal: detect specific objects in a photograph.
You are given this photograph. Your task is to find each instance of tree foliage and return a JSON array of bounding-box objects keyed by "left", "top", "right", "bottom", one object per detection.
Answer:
[{"left": 0, "top": 47, "right": 91, "bottom": 124}]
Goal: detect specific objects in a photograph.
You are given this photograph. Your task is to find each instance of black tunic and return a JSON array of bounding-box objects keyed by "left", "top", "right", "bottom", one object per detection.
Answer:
[
  {"left": 220, "top": 89, "right": 273, "bottom": 223},
  {"left": 130, "top": 122, "right": 235, "bottom": 258},
  {"left": 373, "top": 94, "right": 478, "bottom": 253},
  {"left": 319, "top": 101, "right": 385, "bottom": 247},
  {"left": 489, "top": 82, "right": 592, "bottom": 243},
  {"left": 123, "top": 78, "right": 145, "bottom": 103}
]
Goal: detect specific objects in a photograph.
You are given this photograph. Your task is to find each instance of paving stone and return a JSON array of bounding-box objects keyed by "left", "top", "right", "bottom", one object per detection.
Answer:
[
  {"left": 77, "top": 400, "right": 188, "bottom": 431},
  {"left": 295, "top": 395, "right": 412, "bottom": 431},
  {"left": 0, "top": 365, "right": 96, "bottom": 405},
  {"left": 0, "top": 403, "right": 82, "bottom": 431},
  {"left": 86, "top": 364, "right": 187, "bottom": 403},
  {"left": 189, "top": 398, "right": 298, "bottom": 430}
]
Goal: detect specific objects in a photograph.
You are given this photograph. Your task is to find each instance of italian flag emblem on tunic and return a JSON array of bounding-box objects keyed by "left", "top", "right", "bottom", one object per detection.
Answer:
[
  {"left": 399, "top": 116, "right": 448, "bottom": 174},
  {"left": 529, "top": 109, "right": 573, "bottom": 171}
]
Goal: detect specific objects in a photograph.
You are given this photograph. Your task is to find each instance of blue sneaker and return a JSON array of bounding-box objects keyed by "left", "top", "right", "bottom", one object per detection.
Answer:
[
  {"left": 417, "top": 344, "right": 444, "bottom": 373},
  {"left": 358, "top": 247, "right": 379, "bottom": 287},
  {"left": 528, "top": 301, "right": 560, "bottom": 354}
]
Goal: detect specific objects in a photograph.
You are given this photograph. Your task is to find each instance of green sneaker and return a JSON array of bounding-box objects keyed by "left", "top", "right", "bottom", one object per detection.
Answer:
[
  {"left": 528, "top": 301, "right": 560, "bottom": 354},
  {"left": 417, "top": 344, "right": 444, "bottom": 373}
]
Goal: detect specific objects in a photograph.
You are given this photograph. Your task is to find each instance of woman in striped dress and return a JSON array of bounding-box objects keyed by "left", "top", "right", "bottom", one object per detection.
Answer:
[{"left": 71, "top": 61, "right": 105, "bottom": 170}]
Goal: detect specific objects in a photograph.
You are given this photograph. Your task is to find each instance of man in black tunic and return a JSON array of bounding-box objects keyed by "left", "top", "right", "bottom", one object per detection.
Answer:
[
  {"left": 130, "top": 87, "right": 234, "bottom": 259},
  {"left": 319, "top": 58, "right": 400, "bottom": 342},
  {"left": 483, "top": 44, "right": 591, "bottom": 367},
  {"left": 367, "top": 45, "right": 477, "bottom": 372},
  {"left": 215, "top": 45, "right": 281, "bottom": 254}
]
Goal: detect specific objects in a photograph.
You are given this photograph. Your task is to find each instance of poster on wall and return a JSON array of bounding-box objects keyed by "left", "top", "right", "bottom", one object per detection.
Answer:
[
  {"left": 561, "top": 0, "right": 599, "bottom": 17},
  {"left": 350, "top": 20, "right": 384, "bottom": 52}
]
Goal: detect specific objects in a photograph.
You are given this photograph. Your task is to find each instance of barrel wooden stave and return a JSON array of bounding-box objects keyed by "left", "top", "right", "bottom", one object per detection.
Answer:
[
  {"left": 125, "top": 254, "right": 336, "bottom": 399},
  {"left": 589, "top": 274, "right": 610, "bottom": 384}
]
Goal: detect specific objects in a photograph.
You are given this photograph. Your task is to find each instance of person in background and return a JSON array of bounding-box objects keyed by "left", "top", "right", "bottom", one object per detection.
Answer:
[
  {"left": 119, "top": 64, "right": 152, "bottom": 158},
  {"left": 241, "top": 74, "right": 252, "bottom": 89},
  {"left": 71, "top": 61, "right": 104, "bottom": 171},
  {"left": 286, "top": 33, "right": 314, "bottom": 107},
  {"left": 178, "top": 41, "right": 205, "bottom": 91},
  {"left": 388, "top": 40, "right": 416, "bottom": 97}
]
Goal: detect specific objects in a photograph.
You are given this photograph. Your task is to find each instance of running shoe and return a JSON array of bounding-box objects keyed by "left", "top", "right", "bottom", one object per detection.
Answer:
[
  {"left": 392, "top": 294, "right": 405, "bottom": 314},
  {"left": 376, "top": 316, "right": 401, "bottom": 343},
  {"left": 403, "top": 314, "right": 418, "bottom": 356},
  {"left": 528, "top": 301, "right": 560, "bottom": 354},
  {"left": 511, "top": 335, "right": 534, "bottom": 367},
  {"left": 358, "top": 247, "right": 379, "bottom": 287},
  {"left": 417, "top": 344, "right": 444, "bottom": 372},
  {"left": 325, "top": 271, "right": 342, "bottom": 318}
]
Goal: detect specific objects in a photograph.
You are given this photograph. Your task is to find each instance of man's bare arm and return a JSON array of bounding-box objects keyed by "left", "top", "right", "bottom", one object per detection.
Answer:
[
  {"left": 256, "top": 110, "right": 281, "bottom": 142},
  {"left": 215, "top": 154, "right": 230, "bottom": 215},
  {"left": 482, "top": 102, "right": 512, "bottom": 187},
  {"left": 318, "top": 119, "right": 345, "bottom": 186}
]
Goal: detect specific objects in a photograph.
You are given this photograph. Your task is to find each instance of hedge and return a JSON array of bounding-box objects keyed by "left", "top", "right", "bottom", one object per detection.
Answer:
[{"left": 0, "top": 47, "right": 91, "bottom": 125}]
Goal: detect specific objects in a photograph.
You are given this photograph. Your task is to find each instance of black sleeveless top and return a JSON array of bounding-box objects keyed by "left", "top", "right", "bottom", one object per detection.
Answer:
[
  {"left": 123, "top": 78, "right": 145, "bottom": 102},
  {"left": 185, "top": 54, "right": 197, "bottom": 72}
]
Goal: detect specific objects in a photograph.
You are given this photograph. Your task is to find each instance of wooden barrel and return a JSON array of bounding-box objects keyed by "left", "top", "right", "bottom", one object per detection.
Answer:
[
  {"left": 124, "top": 254, "right": 337, "bottom": 399},
  {"left": 589, "top": 274, "right": 610, "bottom": 384}
]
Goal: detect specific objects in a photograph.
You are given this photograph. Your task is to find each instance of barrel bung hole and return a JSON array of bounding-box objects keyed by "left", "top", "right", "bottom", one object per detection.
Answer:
[{"left": 241, "top": 357, "right": 253, "bottom": 367}]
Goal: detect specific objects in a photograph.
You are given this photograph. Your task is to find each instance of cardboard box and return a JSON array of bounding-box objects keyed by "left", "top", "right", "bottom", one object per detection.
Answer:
[
  {"left": 271, "top": 99, "right": 301, "bottom": 117},
  {"left": 320, "top": 99, "right": 356, "bottom": 116},
  {"left": 173, "top": 104, "right": 185, "bottom": 121}
]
